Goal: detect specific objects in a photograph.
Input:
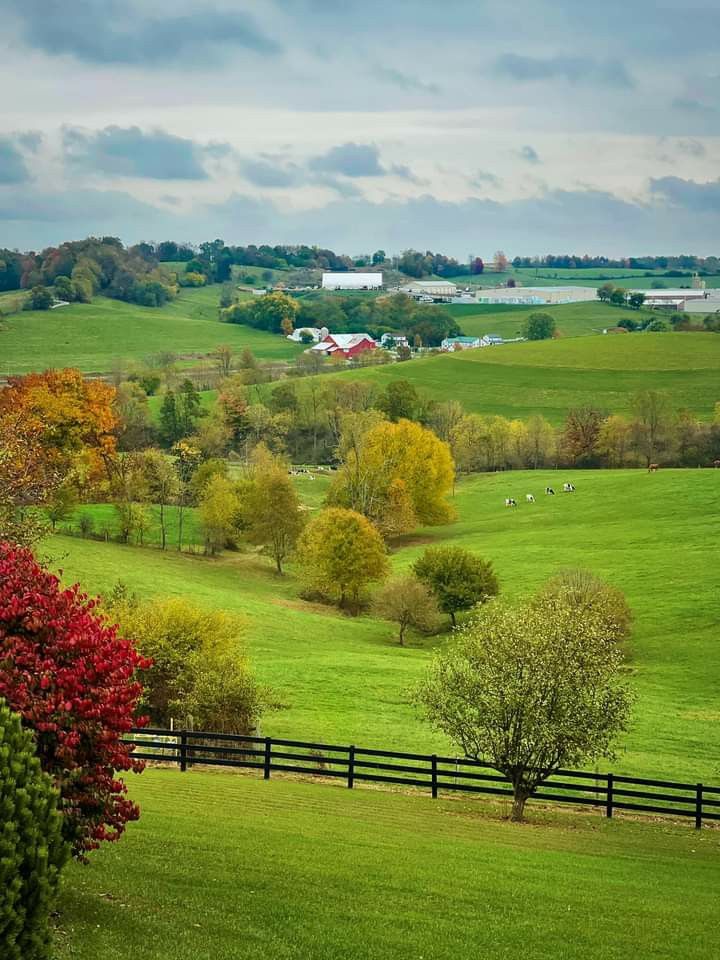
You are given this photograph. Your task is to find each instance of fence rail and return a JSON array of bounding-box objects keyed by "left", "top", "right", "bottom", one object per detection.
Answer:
[{"left": 123, "top": 728, "right": 720, "bottom": 829}]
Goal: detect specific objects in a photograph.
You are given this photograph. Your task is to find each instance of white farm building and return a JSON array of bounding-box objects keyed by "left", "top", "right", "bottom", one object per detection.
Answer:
[
  {"left": 322, "top": 272, "right": 383, "bottom": 290},
  {"left": 475, "top": 286, "right": 598, "bottom": 305},
  {"left": 398, "top": 280, "right": 458, "bottom": 300}
]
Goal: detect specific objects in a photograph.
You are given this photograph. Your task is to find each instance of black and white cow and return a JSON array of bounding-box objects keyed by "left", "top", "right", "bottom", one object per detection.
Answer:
[
  {"left": 563, "top": 482, "right": 576, "bottom": 492},
  {"left": 545, "top": 486, "right": 555, "bottom": 495},
  {"left": 504, "top": 498, "right": 517, "bottom": 507}
]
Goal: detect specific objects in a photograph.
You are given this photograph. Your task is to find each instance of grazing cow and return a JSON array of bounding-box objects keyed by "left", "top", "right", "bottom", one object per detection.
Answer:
[
  {"left": 713, "top": 460, "right": 720, "bottom": 469},
  {"left": 648, "top": 463, "right": 659, "bottom": 473},
  {"left": 545, "top": 487, "right": 555, "bottom": 495},
  {"left": 504, "top": 498, "right": 517, "bottom": 507},
  {"left": 526, "top": 494, "right": 535, "bottom": 503},
  {"left": 563, "top": 482, "right": 575, "bottom": 492}
]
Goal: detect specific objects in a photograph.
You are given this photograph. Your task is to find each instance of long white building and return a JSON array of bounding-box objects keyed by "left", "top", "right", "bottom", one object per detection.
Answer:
[
  {"left": 321, "top": 272, "right": 383, "bottom": 290},
  {"left": 475, "top": 285, "right": 598, "bottom": 305}
]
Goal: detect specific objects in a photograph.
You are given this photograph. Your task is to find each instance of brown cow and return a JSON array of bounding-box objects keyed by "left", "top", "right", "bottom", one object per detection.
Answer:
[{"left": 648, "top": 463, "right": 659, "bottom": 473}]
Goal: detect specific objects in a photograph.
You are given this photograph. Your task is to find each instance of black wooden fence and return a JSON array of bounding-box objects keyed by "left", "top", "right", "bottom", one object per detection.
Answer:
[{"left": 124, "top": 728, "right": 720, "bottom": 829}]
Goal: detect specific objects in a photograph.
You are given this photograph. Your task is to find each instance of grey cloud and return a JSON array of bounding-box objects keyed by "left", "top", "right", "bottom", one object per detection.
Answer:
[
  {"left": 494, "top": 53, "right": 634, "bottom": 88},
  {"left": 373, "top": 65, "right": 441, "bottom": 95},
  {"left": 309, "top": 143, "right": 386, "bottom": 178},
  {"left": 62, "top": 126, "right": 228, "bottom": 180},
  {"left": 240, "top": 157, "right": 301, "bottom": 188},
  {"left": 676, "top": 139, "right": 706, "bottom": 157},
  {"left": 649, "top": 176, "right": 720, "bottom": 213},
  {"left": 469, "top": 170, "right": 501, "bottom": 188},
  {"left": 672, "top": 98, "right": 715, "bottom": 114},
  {"left": 0, "top": 185, "right": 162, "bottom": 222},
  {"left": 16, "top": 131, "right": 43, "bottom": 153},
  {"left": 519, "top": 145, "right": 540, "bottom": 164},
  {"left": 0, "top": 136, "right": 31, "bottom": 184},
  {"left": 5, "top": 0, "right": 280, "bottom": 67}
]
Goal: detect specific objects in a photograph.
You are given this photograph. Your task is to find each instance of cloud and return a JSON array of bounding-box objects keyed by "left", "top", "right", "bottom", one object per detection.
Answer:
[
  {"left": 494, "top": 53, "right": 634, "bottom": 88},
  {"left": 239, "top": 157, "right": 301, "bottom": 188},
  {"left": 0, "top": 185, "right": 162, "bottom": 222},
  {"left": 649, "top": 176, "right": 720, "bottom": 213},
  {"left": 469, "top": 170, "right": 501, "bottom": 189},
  {"left": 5, "top": 0, "right": 280, "bottom": 67},
  {"left": 676, "top": 138, "right": 706, "bottom": 157},
  {"left": 519, "top": 145, "right": 541, "bottom": 164},
  {"left": 0, "top": 136, "right": 31, "bottom": 184},
  {"left": 62, "top": 125, "right": 229, "bottom": 180},
  {"left": 671, "top": 97, "right": 715, "bottom": 114},
  {"left": 308, "top": 142, "right": 417, "bottom": 180},
  {"left": 373, "top": 65, "right": 441, "bottom": 95}
]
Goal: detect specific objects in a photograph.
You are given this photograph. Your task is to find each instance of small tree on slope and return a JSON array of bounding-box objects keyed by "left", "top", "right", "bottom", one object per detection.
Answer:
[
  {"left": 0, "top": 699, "right": 69, "bottom": 960},
  {"left": 413, "top": 596, "right": 633, "bottom": 821}
]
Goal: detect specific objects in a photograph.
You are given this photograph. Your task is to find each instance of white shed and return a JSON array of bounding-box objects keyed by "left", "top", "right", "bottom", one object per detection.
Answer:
[{"left": 321, "top": 272, "right": 383, "bottom": 290}]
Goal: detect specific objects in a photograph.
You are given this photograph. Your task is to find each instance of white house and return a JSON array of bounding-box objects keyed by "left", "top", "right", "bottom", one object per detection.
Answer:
[
  {"left": 380, "top": 333, "right": 409, "bottom": 348},
  {"left": 440, "top": 336, "right": 482, "bottom": 351},
  {"left": 321, "top": 272, "right": 383, "bottom": 290}
]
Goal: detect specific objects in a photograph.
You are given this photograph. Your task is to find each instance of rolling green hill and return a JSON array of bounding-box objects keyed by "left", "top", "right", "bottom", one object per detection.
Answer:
[
  {"left": 50, "top": 468, "right": 720, "bottom": 782},
  {"left": 443, "top": 300, "right": 653, "bottom": 340},
  {"left": 0, "top": 285, "right": 302, "bottom": 375},
  {"left": 286, "top": 332, "right": 720, "bottom": 422},
  {"left": 55, "top": 769, "right": 718, "bottom": 960}
]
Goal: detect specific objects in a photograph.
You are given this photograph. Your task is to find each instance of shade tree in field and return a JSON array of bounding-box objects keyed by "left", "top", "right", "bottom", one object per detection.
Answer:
[
  {"left": 371, "top": 575, "right": 441, "bottom": 645},
  {"left": 198, "top": 473, "right": 241, "bottom": 555},
  {"left": 0, "top": 544, "right": 149, "bottom": 857},
  {"left": 413, "top": 546, "right": 499, "bottom": 627},
  {"left": 329, "top": 418, "right": 455, "bottom": 537},
  {"left": 536, "top": 569, "right": 633, "bottom": 644},
  {"left": 413, "top": 595, "right": 634, "bottom": 821},
  {"left": 521, "top": 312, "right": 556, "bottom": 341},
  {"left": 296, "top": 507, "right": 388, "bottom": 613},
  {"left": 239, "top": 444, "right": 305, "bottom": 574},
  {"left": 561, "top": 406, "right": 604, "bottom": 465}
]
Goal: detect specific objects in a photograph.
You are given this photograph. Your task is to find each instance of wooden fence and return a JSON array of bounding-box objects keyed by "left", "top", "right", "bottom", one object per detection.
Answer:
[{"left": 124, "top": 728, "right": 720, "bottom": 829}]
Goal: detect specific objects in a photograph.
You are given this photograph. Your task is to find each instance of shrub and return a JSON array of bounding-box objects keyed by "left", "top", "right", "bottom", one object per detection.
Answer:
[
  {"left": 0, "top": 543, "right": 149, "bottom": 858},
  {"left": 0, "top": 699, "right": 69, "bottom": 960},
  {"left": 534, "top": 569, "right": 633, "bottom": 643}
]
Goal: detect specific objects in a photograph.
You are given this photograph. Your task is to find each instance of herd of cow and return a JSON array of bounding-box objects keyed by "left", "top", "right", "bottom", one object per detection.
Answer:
[{"left": 505, "top": 483, "right": 576, "bottom": 507}]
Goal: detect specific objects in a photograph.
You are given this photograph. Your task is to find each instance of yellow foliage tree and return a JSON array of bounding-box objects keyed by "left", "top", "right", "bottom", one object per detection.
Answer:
[
  {"left": 296, "top": 507, "right": 388, "bottom": 613},
  {"left": 329, "top": 418, "right": 455, "bottom": 536}
]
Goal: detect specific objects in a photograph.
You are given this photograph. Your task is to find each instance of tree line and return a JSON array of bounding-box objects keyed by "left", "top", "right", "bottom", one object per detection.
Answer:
[{"left": 513, "top": 253, "right": 720, "bottom": 274}]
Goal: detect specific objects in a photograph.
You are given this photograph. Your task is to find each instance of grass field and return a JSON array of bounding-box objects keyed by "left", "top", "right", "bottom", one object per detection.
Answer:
[
  {"left": 51, "top": 468, "right": 720, "bottom": 782},
  {"left": 286, "top": 332, "right": 720, "bottom": 422},
  {"left": 0, "top": 286, "right": 301, "bottom": 375},
  {"left": 53, "top": 768, "right": 718, "bottom": 960},
  {"left": 443, "top": 300, "right": 653, "bottom": 340}
]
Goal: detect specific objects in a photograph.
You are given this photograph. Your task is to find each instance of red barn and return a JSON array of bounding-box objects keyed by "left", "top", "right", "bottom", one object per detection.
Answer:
[{"left": 310, "top": 333, "right": 376, "bottom": 359}]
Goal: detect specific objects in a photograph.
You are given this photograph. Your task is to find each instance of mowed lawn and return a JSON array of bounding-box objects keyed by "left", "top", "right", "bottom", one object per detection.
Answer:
[
  {"left": 0, "top": 286, "right": 301, "bottom": 374},
  {"left": 52, "top": 468, "right": 720, "bottom": 782},
  {"left": 296, "top": 332, "right": 720, "bottom": 422},
  {"left": 54, "top": 769, "right": 719, "bottom": 960}
]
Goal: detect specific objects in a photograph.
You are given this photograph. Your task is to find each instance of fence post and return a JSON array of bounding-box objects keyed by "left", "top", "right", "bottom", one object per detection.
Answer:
[
  {"left": 348, "top": 745, "right": 355, "bottom": 789},
  {"left": 431, "top": 755, "right": 438, "bottom": 799},
  {"left": 695, "top": 784, "right": 703, "bottom": 830},
  {"left": 179, "top": 729, "right": 188, "bottom": 773},
  {"left": 606, "top": 773, "right": 613, "bottom": 819},
  {"left": 263, "top": 737, "right": 272, "bottom": 780}
]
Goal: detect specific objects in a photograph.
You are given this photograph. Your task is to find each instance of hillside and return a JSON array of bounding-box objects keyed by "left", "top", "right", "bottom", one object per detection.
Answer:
[
  {"left": 285, "top": 332, "right": 720, "bottom": 422},
  {"left": 443, "top": 300, "right": 654, "bottom": 340},
  {"left": 51, "top": 468, "right": 720, "bottom": 782},
  {"left": 55, "top": 770, "right": 718, "bottom": 960},
  {"left": 0, "top": 285, "right": 302, "bottom": 374}
]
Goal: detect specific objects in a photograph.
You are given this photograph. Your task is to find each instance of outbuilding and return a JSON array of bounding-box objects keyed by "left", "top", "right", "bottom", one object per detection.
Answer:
[
  {"left": 310, "top": 333, "right": 377, "bottom": 359},
  {"left": 399, "top": 280, "right": 458, "bottom": 300},
  {"left": 321, "top": 272, "right": 383, "bottom": 290}
]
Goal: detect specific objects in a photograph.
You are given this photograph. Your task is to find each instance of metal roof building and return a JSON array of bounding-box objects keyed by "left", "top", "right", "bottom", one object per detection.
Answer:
[{"left": 321, "top": 272, "right": 383, "bottom": 290}]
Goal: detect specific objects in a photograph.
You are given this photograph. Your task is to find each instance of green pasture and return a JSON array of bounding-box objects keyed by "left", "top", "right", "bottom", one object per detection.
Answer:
[
  {"left": 284, "top": 332, "right": 720, "bottom": 422},
  {"left": 0, "top": 286, "right": 301, "bottom": 375},
  {"left": 51, "top": 468, "right": 720, "bottom": 782},
  {"left": 443, "top": 300, "right": 653, "bottom": 340},
  {"left": 54, "top": 769, "right": 719, "bottom": 960}
]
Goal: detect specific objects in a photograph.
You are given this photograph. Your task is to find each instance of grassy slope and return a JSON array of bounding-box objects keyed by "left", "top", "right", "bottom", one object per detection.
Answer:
[
  {"left": 52, "top": 468, "right": 720, "bottom": 781},
  {"left": 289, "top": 333, "right": 720, "bottom": 422},
  {"left": 444, "top": 300, "right": 654, "bottom": 340},
  {"left": 55, "top": 770, "right": 719, "bottom": 960},
  {"left": 0, "top": 286, "right": 301, "bottom": 374}
]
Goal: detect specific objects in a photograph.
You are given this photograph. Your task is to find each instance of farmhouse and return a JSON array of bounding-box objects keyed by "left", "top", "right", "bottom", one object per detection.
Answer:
[
  {"left": 380, "top": 333, "right": 409, "bottom": 348},
  {"left": 310, "top": 332, "right": 376, "bottom": 358},
  {"left": 287, "top": 326, "right": 323, "bottom": 343},
  {"left": 322, "top": 272, "right": 383, "bottom": 290},
  {"left": 441, "top": 335, "right": 482, "bottom": 351},
  {"left": 399, "top": 280, "right": 458, "bottom": 300}
]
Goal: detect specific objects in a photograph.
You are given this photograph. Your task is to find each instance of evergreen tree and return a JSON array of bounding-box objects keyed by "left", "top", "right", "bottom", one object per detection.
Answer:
[{"left": 159, "top": 390, "right": 180, "bottom": 445}]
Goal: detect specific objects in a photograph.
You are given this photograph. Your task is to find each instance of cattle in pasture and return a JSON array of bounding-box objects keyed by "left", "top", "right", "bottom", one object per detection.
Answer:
[
  {"left": 562, "top": 482, "right": 575, "bottom": 492},
  {"left": 545, "top": 487, "right": 555, "bottom": 495},
  {"left": 526, "top": 494, "right": 535, "bottom": 503},
  {"left": 504, "top": 498, "right": 517, "bottom": 507},
  {"left": 648, "top": 463, "right": 659, "bottom": 473},
  {"left": 714, "top": 460, "right": 720, "bottom": 469}
]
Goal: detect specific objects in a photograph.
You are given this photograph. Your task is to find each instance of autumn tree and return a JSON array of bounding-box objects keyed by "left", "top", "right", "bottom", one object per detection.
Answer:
[
  {"left": 494, "top": 250, "right": 509, "bottom": 273},
  {"left": 413, "top": 546, "right": 499, "bottom": 627},
  {"left": 296, "top": 508, "right": 388, "bottom": 613},
  {"left": 211, "top": 344, "right": 234, "bottom": 378},
  {"left": 0, "top": 544, "right": 149, "bottom": 857},
  {"left": 630, "top": 390, "right": 676, "bottom": 467},
  {"left": 595, "top": 414, "right": 633, "bottom": 466},
  {"left": 329, "top": 418, "right": 455, "bottom": 537},
  {"left": 240, "top": 445, "right": 305, "bottom": 574},
  {"left": 561, "top": 406, "right": 604, "bottom": 465},
  {"left": 413, "top": 596, "right": 634, "bottom": 821},
  {"left": 107, "top": 595, "right": 267, "bottom": 734},
  {"left": 138, "top": 449, "right": 180, "bottom": 550},
  {"left": 371, "top": 575, "right": 440, "bottom": 645},
  {"left": 198, "top": 473, "right": 240, "bottom": 555}
]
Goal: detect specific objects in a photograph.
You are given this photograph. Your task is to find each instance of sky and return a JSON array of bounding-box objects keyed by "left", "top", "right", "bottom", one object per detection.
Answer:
[{"left": 0, "top": 0, "right": 718, "bottom": 257}]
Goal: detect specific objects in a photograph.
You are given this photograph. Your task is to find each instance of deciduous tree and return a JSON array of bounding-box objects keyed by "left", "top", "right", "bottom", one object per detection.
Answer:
[
  {"left": 240, "top": 445, "right": 305, "bottom": 574},
  {"left": 371, "top": 575, "right": 440, "bottom": 645},
  {"left": 413, "top": 546, "right": 498, "bottom": 627}
]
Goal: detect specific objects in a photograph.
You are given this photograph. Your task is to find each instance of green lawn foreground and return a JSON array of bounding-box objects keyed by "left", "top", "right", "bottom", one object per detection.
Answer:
[{"left": 54, "top": 768, "right": 719, "bottom": 960}]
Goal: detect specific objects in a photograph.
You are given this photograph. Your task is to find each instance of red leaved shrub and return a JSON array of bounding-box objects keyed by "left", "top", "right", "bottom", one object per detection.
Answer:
[{"left": 0, "top": 542, "right": 149, "bottom": 858}]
